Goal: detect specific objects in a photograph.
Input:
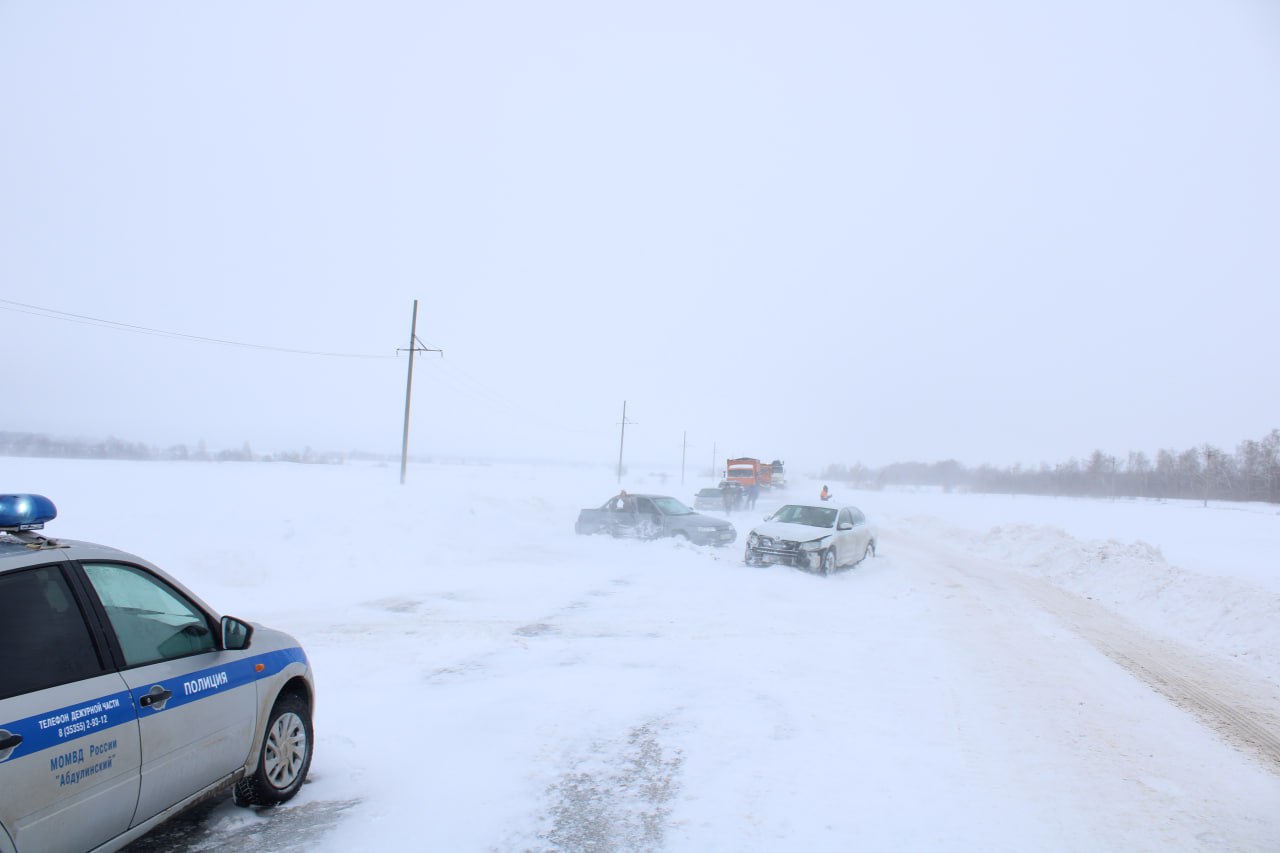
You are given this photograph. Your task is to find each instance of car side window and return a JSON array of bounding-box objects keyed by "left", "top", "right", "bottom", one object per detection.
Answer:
[
  {"left": 81, "top": 562, "right": 216, "bottom": 667},
  {"left": 837, "top": 509, "right": 853, "bottom": 527},
  {"left": 636, "top": 498, "right": 657, "bottom": 515},
  {"left": 851, "top": 509, "right": 865, "bottom": 525},
  {"left": 0, "top": 565, "right": 106, "bottom": 699}
]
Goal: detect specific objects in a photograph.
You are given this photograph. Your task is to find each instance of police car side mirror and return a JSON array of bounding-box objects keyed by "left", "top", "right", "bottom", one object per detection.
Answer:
[
  {"left": 221, "top": 616, "right": 254, "bottom": 651},
  {"left": 838, "top": 522, "right": 854, "bottom": 531}
]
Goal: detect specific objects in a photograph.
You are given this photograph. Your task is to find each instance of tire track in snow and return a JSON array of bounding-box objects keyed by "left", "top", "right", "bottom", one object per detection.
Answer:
[
  {"left": 1012, "top": 572, "right": 1280, "bottom": 773},
  {"left": 532, "top": 719, "right": 684, "bottom": 853},
  {"left": 897, "top": 534, "right": 1280, "bottom": 775}
]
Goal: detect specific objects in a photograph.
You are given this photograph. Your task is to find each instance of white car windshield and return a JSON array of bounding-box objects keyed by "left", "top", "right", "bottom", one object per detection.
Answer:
[
  {"left": 652, "top": 497, "right": 694, "bottom": 515},
  {"left": 769, "top": 505, "right": 837, "bottom": 528}
]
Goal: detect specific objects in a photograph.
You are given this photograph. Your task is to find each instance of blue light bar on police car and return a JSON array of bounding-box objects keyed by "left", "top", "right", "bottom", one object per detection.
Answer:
[{"left": 0, "top": 494, "right": 57, "bottom": 530}]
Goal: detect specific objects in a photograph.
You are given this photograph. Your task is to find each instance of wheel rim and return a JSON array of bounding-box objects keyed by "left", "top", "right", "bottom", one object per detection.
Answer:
[{"left": 263, "top": 711, "right": 308, "bottom": 790}]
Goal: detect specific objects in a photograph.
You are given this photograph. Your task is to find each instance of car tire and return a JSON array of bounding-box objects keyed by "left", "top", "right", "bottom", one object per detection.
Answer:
[
  {"left": 864, "top": 541, "right": 875, "bottom": 562},
  {"left": 820, "top": 549, "right": 837, "bottom": 576},
  {"left": 233, "top": 693, "right": 313, "bottom": 807}
]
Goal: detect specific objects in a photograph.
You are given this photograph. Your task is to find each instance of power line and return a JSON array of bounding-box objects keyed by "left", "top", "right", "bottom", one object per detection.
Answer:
[{"left": 0, "top": 298, "right": 394, "bottom": 359}]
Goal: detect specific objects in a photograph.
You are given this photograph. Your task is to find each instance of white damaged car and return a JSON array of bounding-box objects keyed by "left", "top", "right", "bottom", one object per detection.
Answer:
[{"left": 744, "top": 502, "right": 877, "bottom": 575}]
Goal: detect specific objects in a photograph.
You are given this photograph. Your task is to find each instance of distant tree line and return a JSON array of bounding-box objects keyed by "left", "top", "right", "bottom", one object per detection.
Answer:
[
  {"left": 0, "top": 431, "right": 343, "bottom": 465},
  {"left": 822, "top": 428, "right": 1280, "bottom": 505}
]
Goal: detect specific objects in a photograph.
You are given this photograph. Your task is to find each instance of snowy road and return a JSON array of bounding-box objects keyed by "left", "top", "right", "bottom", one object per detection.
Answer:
[
  {"left": 8, "top": 457, "right": 1265, "bottom": 852},
  {"left": 118, "top": 475, "right": 1280, "bottom": 852}
]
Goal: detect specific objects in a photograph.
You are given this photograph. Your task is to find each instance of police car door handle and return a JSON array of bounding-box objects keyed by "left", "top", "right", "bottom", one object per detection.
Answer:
[
  {"left": 0, "top": 733, "right": 21, "bottom": 750},
  {"left": 139, "top": 688, "right": 173, "bottom": 707}
]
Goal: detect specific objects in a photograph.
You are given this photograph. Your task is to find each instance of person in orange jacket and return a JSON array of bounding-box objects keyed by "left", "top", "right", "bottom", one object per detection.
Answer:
[{"left": 820, "top": 484, "right": 831, "bottom": 501}]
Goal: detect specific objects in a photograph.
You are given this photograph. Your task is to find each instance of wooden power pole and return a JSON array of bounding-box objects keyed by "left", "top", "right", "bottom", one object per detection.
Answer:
[
  {"left": 399, "top": 299, "right": 441, "bottom": 485},
  {"left": 616, "top": 401, "right": 629, "bottom": 484}
]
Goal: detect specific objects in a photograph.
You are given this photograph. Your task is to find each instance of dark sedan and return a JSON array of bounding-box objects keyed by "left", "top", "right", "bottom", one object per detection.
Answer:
[{"left": 575, "top": 493, "right": 737, "bottom": 546}]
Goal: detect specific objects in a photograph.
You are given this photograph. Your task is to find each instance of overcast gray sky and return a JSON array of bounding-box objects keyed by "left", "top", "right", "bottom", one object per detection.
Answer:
[{"left": 3, "top": 0, "right": 1278, "bottom": 472}]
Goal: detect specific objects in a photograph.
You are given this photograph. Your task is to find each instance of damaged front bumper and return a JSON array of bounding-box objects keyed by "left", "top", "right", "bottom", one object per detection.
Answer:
[{"left": 745, "top": 536, "right": 823, "bottom": 569}]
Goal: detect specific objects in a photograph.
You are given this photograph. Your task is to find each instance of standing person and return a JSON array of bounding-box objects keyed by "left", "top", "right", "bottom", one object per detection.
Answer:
[
  {"left": 721, "top": 483, "right": 735, "bottom": 515},
  {"left": 820, "top": 484, "right": 831, "bottom": 502},
  {"left": 746, "top": 482, "right": 760, "bottom": 510}
]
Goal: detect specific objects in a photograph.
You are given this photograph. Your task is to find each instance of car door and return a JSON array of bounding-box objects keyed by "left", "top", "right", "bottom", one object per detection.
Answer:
[
  {"left": 597, "top": 495, "right": 634, "bottom": 536},
  {"left": 634, "top": 498, "right": 664, "bottom": 537},
  {"left": 0, "top": 563, "right": 142, "bottom": 853},
  {"left": 849, "top": 508, "right": 871, "bottom": 558},
  {"left": 834, "top": 508, "right": 857, "bottom": 565},
  {"left": 78, "top": 561, "right": 259, "bottom": 826}
]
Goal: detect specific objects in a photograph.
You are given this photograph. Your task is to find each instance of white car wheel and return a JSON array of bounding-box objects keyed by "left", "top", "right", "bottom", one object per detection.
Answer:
[{"left": 233, "top": 694, "right": 313, "bottom": 806}]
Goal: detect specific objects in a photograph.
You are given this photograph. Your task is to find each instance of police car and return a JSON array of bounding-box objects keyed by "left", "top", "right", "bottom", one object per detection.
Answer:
[{"left": 0, "top": 495, "right": 315, "bottom": 853}]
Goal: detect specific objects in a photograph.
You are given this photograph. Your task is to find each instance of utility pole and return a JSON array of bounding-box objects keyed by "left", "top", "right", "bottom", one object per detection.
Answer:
[
  {"left": 399, "top": 299, "right": 441, "bottom": 485},
  {"left": 616, "top": 401, "right": 635, "bottom": 484},
  {"left": 711, "top": 441, "right": 717, "bottom": 481},
  {"left": 681, "top": 431, "right": 687, "bottom": 486}
]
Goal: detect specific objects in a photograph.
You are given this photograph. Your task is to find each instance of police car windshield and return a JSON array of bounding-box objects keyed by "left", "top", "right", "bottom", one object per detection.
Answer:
[
  {"left": 770, "top": 505, "right": 837, "bottom": 528},
  {"left": 652, "top": 497, "right": 694, "bottom": 515}
]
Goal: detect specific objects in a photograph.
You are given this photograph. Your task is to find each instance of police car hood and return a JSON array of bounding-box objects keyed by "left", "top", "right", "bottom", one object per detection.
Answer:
[
  {"left": 248, "top": 623, "right": 306, "bottom": 655},
  {"left": 752, "top": 521, "right": 832, "bottom": 543}
]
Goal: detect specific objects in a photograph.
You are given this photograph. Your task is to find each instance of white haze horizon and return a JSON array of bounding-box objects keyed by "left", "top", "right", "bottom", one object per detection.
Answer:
[{"left": 8, "top": 423, "right": 1280, "bottom": 481}]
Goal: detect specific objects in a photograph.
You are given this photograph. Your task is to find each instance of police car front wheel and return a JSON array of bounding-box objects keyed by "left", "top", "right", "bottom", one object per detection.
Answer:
[{"left": 234, "top": 693, "right": 314, "bottom": 807}]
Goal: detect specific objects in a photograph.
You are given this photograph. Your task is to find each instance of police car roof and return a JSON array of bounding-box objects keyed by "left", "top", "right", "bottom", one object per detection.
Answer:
[{"left": 0, "top": 534, "right": 134, "bottom": 566}]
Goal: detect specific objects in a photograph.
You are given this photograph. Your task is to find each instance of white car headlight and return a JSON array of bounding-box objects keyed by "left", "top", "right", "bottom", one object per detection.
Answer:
[
  {"left": 697, "top": 526, "right": 719, "bottom": 533},
  {"left": 799, "top": 537, "right": 829, "bottom": 551}
]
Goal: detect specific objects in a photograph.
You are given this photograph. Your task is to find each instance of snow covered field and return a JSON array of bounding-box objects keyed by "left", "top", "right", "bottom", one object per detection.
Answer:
[{"left": 7, "top": 457, "right": 1279, "bottom": 852}]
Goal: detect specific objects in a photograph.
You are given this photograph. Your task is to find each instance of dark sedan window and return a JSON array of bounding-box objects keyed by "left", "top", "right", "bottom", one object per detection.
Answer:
[
  {"left": 651, "top": 497, "right": 694, "bottom": 515},
  {"left": 0, "top": 565, "right": 106, "bottom": 699}
]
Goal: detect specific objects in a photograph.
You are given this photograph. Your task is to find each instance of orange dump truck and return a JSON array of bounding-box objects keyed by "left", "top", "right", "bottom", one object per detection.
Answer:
[{"left": 725, "top": 457, "right": 772, "bottom": 489}]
